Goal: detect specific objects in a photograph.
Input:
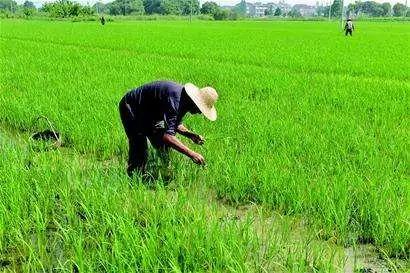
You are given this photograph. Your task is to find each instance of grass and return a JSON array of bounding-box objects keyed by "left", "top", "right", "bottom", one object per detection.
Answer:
[
  {"left": 0, "top": 130, "right": 345, "bottom": 272},
  {"left": 0, "top": 19, "right": 409, "bottom": 271}
]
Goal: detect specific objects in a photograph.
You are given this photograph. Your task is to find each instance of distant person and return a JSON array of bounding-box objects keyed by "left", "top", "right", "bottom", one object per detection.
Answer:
[
  {"left": 100, "top": 16, "right": 105, "bottom": 25},
  {"left": 119, "top": 80, "right": 218, "bottom": 177},
  {"left": 344, "top": 18, "right": 354, "bottom": 36}
]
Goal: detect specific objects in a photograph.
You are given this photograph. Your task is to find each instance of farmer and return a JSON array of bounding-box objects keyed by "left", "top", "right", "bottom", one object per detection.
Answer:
[
  {"left": 344, "top": 18, "right": 354, "bottom": 36},
  {"left": 119, "top": 80, "right": 218, "bottom": 177}
]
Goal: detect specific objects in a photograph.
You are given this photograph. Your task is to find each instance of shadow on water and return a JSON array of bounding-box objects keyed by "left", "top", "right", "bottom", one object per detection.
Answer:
[{"left": 344, "top": 244, "right": 406, "bottom": 273}]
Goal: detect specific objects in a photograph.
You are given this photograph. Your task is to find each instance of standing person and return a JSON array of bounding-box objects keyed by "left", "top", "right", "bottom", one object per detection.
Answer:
[
  {"left": 344, "top": 18, "right": 354, "bottom": 36},
  {"left": 100, "top": 16, "right": 106, "bottom": 25},
  {"left": 119, "top": 80, "right": 218, "bottom": 177}
]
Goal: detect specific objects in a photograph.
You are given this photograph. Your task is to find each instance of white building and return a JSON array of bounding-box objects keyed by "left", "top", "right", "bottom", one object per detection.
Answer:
[
  {"left": 245, "top": 2, "right": 278, "bottom": 17},
  {"left": 292, "top": 4, "right": 317, "bottom": 16},
  {"left": 254, "top": 2, "right": 267, "bottom": 16}
]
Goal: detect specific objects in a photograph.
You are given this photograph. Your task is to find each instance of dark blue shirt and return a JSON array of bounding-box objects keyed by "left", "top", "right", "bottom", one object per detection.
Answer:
[{"left": 124, "top": 81, "right": 187, "bottom": 136}]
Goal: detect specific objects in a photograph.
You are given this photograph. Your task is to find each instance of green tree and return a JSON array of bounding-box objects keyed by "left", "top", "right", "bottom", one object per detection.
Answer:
[
  {"left": 392, "top": 2, "right": 406, "bottom": 17},
  {"left": 346, "top": 1, "right": 364, "bottom": 16},
  {"left": 0, "top": 0, "right": 17, "bottom": 11},
  {"left": 80, "top": 5, "right": 94, "bottom": 15},
  {"left": 346, "top": 3, "right": 356, "bottom": 16},
  {"left": 50, "top": 1, "right": 80, "bottom": 17},
  {"left": 330, "top": 0, "right": 342, "bottom": 17},
  {"left": 274, "top": 7, "right": 282, "bottom": 16},
  {"left": 93, "top": 2, "right": 106, "bottom": 13},
  {"left": 229, "top": 9, "right": 239, "bottom": 19},
  {"left": 107, "top": 0, "right": 144, "bottom": 15},
  {"left": 361, "top": 1, "right": 383, "bottom": 16},
  {"left": 380, "top": 2, "right": 390, "bottom": 16},
  {"left": 213, "top": 7, "right": 228, "bottom": 20},
  {"left": 288, "top": 8, "right": 301, "bottom": 17},
  {"left": 23, "top": 1, "right": 34, "bottom": 8},
  {"left": 142, "top": 0, "right": 198, "bottom": 15},
  {"left": 180, "top": 0, "right": 200, "bottom": 15},
  {"left": 200, "top": 1, "right": 218, "bottom": 15},
  {"left": 264, "top": 6, "right": 273, "bottom": 16},
  {"left": 22, "top": 0, "right": 36, "bottom": 16},
  {"left": 106, "top": 1, "right": 120, "bottom": 14},
  {"left": 233, "top": 0, "right": 246, "bottom": 15},
  {"left": 159, "top": 0, "right": 179, "bottom": 14},
  {"left": 40, "top": 0, "right": 97, "bottom": 17},
  {"left": 143, "top": 0, "right": 161, "bottom": 14}
]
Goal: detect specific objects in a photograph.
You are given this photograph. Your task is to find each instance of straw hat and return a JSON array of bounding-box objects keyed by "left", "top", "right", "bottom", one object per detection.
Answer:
[{"left": 184, "top": 83, "right": 218, "bottom": 121}]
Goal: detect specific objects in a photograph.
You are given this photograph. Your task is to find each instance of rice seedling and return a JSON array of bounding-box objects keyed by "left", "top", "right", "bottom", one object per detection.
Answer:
[{"left": 0, "top": 19, "right": 409, "bottom": 271}]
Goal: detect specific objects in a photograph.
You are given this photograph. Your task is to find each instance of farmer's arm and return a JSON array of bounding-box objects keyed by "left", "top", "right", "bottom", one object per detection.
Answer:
[
  {"left": 176, "top": 124, "right": 195, "bottom": 137},
  {"left": 177, "top": 124, "right": 204, "bottom": 145},
  {"left": 162, "top": 134, "right": 205, "bottom": 165},
  {"left": 162, "top": 96, "right": 204, "bottom": 163}
]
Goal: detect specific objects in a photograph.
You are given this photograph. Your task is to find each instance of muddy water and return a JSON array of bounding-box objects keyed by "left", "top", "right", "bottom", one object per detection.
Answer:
[{"left": 344, "top": 244, "right": 394, "bottom": 273}]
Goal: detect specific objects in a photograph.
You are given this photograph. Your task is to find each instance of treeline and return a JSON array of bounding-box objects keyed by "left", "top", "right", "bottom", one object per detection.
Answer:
[
  {"left": 316, "top": 0, "right": 409, "bottom": 18},
  {"left": 0, "top": 0, "right": 94, "bottom": 17},
  {"left": 0, "top": 0, "right": 240, "bottom": 20},
  {"left": 98, "top": 0, "right": 239, "bottom": 19},
  {"left": 42, "top": 1, "right": 94, "bottom": 17},
  {"left": 99, "top": 0, "right": 199, "bottom": 16},
  {"left": 0, "top": 0, "right": 408, "bottom": 20},
  {"left": 0, "top": 0, "right": 36, "bottom": 16},
  {"left": 347, "top": 1, "right": 408, "bottom": 17}
]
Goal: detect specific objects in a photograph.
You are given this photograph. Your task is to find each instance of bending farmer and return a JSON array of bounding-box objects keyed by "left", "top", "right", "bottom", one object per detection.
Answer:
[{"left": 119, "top": 80, "right": 218, "bottom": 177}]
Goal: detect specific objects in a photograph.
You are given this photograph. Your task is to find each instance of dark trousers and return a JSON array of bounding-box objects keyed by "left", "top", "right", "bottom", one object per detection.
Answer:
[
  {"left": 119, "top": 98, "right": 169, "bottom": 177},
  {"left": 345, "top": 29, "right": 353, "bottom": 36}
]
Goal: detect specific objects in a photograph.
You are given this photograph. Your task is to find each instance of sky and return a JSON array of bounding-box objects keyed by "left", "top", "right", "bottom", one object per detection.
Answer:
[{"left": 20, "top": 0, "right": 408, "bottom": 8}]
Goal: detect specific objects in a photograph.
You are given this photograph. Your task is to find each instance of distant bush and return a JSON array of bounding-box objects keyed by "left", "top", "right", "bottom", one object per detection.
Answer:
[
  {"left": 40, "top": 0, "right": 95, "bottom": 18},
  {"left": 212, "top": 8, "right": 228, "bottom": 20},
  {"left": 0, "top": 9, "right": 9, "bottom": 18},
  {"left": 23, "top": 7, "right": 35, "bottom": 16},
  {"left": 70, "top": 16, "right": 97, "bottom": 22},
  {"left": 197, "top": 14, "right": 213, "bottom": 20},
  {"left": 200, "top": 1, "right": 239, "bottom": 20},
  {"left": 99, "top": 14, "right": 212, "bottom": 21}
]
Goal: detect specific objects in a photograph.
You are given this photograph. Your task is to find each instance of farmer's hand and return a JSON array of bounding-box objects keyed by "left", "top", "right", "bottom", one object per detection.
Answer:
[
  {"left": 190, "top": 151, "right": 205, "bottom": 165},
  {"left": 191, "top": 134, "right": 205, "bottom": 145}
]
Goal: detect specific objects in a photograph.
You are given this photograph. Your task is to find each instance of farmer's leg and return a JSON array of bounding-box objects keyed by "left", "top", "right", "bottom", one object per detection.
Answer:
[
  {"left": 119, "top": 97, "right": 136, "bottom": 138},
  {"left": 119, "top": 97, "right": 147, "bottom": 176},
  {"left": 127, "top": 135, "right": 148, "bottom": 177}
]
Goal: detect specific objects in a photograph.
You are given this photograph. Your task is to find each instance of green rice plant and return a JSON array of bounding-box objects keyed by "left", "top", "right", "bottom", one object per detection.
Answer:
[
  {"left": 0, "top": 132, "right": 345, "bottom": 272},
  {"left": 0, "top": 19, "right": 409, "bottom": 267}
]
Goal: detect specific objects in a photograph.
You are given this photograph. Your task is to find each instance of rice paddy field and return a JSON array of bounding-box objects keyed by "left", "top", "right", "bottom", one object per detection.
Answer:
[{"left": 0, "top": 19, "right": 409, "bottom": 272}]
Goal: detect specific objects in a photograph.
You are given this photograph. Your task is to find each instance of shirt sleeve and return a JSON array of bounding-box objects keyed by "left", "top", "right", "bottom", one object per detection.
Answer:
[{"left": 164, "top": 96, "right": 179, "bottom": 136}]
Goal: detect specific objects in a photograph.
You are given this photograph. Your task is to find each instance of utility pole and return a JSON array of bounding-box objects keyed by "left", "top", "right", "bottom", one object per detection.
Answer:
[
  {"left": 340, "top": 0, "right": 344, "bottom": 29},
  {"left": 190, "top": 0, "right": 193, "bottom": 22},
  {"left": 328, "top": 0, "right": 332, "bottom": 20}
]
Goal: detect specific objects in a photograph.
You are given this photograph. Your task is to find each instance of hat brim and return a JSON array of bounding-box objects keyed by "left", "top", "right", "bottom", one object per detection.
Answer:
[{"left": 184, "top": 83, "right": 217, "bottom": 121}]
